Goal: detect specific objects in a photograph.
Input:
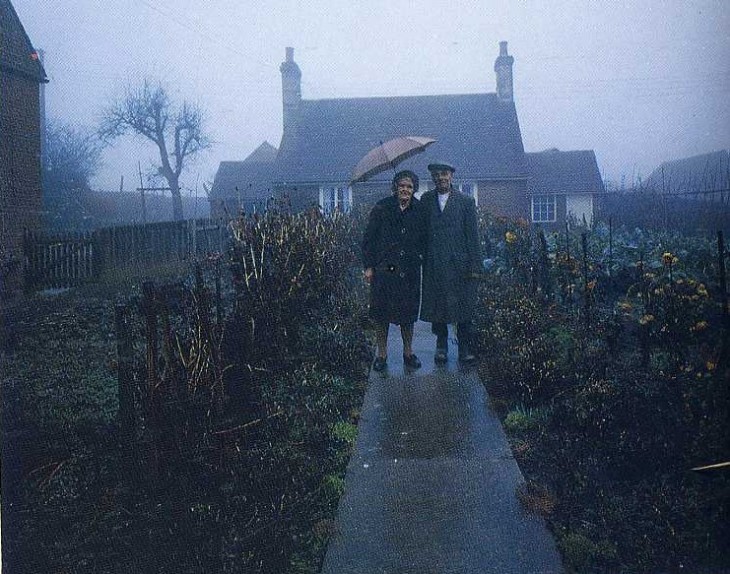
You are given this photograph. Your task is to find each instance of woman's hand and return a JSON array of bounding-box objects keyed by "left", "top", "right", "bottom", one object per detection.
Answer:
[{"left": 364, "top": 267, "right": 374, "bottom": 284}]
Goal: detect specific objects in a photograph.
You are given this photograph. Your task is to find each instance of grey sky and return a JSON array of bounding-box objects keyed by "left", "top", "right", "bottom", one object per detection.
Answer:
[{"left": 14, "top": 0, "right": 730, "bottom": 194}]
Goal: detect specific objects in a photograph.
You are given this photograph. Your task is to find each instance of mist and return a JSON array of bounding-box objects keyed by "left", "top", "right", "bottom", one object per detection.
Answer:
[{"left": 14, "top": 0, "right": 730, "bottom": 192}]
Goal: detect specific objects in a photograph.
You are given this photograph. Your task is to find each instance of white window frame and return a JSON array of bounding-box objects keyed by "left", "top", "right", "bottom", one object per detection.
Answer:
[
  {"left": 531, "top": 194, "right": 557, "bottom": 223},
  {"left": 319, "top": 185, "right": 352, "bottom": 215}
]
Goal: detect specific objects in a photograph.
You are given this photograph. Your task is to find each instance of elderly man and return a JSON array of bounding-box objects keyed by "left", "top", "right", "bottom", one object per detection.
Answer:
[{"left": 420, "top": 161, "right": 482, "bottom": 364}]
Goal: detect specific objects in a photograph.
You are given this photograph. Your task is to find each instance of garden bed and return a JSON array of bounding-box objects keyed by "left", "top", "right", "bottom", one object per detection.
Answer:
[
  {"left": 1, "top": 212, "right": 372, "bottom": 573},
  {"left": 475, "top": 217, "right": 730, "bottom": 573}
]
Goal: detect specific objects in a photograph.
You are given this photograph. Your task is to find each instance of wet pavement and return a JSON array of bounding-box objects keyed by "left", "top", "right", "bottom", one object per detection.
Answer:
[{"left": 320, "top": 321, "right": 564, "bottom": 574}]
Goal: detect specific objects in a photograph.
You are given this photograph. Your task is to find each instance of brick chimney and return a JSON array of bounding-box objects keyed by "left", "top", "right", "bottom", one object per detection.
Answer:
[
  {"left": 280, "top": 47, "right": 301, "bottom": 141},
  {"left": 494, "top": 41, "right": 514, "bottom": 102}
]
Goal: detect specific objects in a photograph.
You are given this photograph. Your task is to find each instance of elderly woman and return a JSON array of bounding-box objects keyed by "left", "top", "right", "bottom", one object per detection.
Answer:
[{"left": 362, "top": 170, "right": 428, "bottom": 371}]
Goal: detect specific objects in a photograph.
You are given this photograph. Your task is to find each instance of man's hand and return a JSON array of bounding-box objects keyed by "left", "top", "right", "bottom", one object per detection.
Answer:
[{"left": 364, "top": 268, "right": 374, "bottom": 284}]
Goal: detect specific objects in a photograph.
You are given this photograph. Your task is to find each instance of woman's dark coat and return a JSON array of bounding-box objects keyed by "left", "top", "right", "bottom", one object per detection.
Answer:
[
  {"left": 419, "top": 189, "right": 482, "bottom": 324},
  {"left": 362, "top": 195, "right": 428, "bottom": 325}
]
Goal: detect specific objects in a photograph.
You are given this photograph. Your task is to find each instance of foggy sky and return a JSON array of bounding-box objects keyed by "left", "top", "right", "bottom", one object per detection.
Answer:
[{"left": 13, "top": 0, "right": 730, "bottom": 195}]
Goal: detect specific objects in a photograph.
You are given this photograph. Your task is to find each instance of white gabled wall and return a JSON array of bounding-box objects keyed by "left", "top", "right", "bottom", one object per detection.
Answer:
[{"left": 566, "top": 194, "right": 593, "bottom": 226}]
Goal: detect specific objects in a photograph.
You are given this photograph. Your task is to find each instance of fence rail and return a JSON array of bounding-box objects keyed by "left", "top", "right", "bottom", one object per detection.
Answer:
[{"left": 23, "top": 218, "right": 229, "bottom": 291}]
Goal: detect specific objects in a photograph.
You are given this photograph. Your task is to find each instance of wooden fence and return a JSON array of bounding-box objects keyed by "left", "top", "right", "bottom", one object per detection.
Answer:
[{"left": 23, "top": 218, "right": 229, "bottom": 291}]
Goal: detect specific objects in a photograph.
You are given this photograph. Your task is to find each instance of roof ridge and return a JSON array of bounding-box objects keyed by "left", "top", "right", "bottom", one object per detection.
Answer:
[
  {"left": 527, "top": 149, "right": 595, "bottom": 156},
  {"left": 303, "top": 92, "right": 498, "bottom": 104}
]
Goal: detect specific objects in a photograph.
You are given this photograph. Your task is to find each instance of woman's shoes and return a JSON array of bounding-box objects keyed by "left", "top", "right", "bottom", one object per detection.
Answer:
[
  {"left": 403, "top": 353, "right": 422, "bottom": 369},
  {"left": 373, "top": 356, "right": 387, "bottom": 372}
]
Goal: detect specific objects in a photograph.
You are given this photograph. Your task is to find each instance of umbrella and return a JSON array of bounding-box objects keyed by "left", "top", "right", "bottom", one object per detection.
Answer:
[{"left": 350, "top": 136, "right": 436, "bottom": 184}]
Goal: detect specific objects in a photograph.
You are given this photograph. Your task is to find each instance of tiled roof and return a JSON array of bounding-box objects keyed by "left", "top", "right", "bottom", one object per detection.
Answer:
[
  {"left": 243, "top": 140, "right": 278, "bottom": 163},
  {"left": 275, "top": 93, "right": 527, "bottom": 184},
  {"left": 645, "top": 150, "right": 729, "bottom": 194},
  {"left": 0, "top": 0, "right": 47, "bottom": 82},
  {"left": 209, "top": 142, "right": 278, "bottom": 202},
  {"left": 526, "top": 149, "right": 604, "bottom": 195}
]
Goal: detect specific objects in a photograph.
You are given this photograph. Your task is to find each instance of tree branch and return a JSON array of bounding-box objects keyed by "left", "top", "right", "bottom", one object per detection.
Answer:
[{"left": 97, "top": 78, "right": 212, "bottom": 221}]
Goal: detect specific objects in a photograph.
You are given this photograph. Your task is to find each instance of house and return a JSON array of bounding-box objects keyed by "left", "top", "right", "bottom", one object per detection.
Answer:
[
  {"left": 212, "top": 43, "right": 604, "bottom": 224},
  {"left": 209, "top": 141, "right": 278, "bottom": 217},
  {"left": 273, "top": 43, "right": 528, "bottom": 216},
  {"left": 0, "top": 0, "right": 47, "bottom": 293},
  {"left": 526, "top": 149, "right": 604, "bottom": 228},
  {"left": 644, "top": 150, "right": 729, "bottom": 200}
]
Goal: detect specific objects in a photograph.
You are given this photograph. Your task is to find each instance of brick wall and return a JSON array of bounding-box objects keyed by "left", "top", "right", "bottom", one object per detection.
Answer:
[
  {"left": 275, "top": 185, "right": 320, "bottom": 213},
  {"left": 477, "top": 179, "right": 528, "bottom": 219},
  {"left": 1, "top": 71, "right": 42, "bottom": 292}
]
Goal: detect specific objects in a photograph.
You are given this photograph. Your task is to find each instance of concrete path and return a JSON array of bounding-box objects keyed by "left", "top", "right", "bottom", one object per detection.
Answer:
[{"left": 320, "top": 321, "right": 564, "bottom": 574}]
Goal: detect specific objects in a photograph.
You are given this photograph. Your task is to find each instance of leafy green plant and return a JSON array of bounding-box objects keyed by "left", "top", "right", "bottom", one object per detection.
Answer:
[
  {"left": 503, "top": 404, "right": 550, "bottom": 433},
  {"left": 331, "top": 420, "right": 358, "bottom": 447},
  {"left": 557, "top": 530, "right": 618, "bottom": 573}
]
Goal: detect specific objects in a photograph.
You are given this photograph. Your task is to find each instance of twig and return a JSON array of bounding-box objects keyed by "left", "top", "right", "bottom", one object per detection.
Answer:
[
  {"left": 38, "top": 460, "right": 67, "bottom": 489},
  {"left": 212, "top": 410, "right": 284, "bottom": 436}
]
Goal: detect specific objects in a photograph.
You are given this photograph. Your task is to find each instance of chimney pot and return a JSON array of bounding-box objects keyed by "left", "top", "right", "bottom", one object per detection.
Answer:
[{"left": 494, "top": 41, "right": 515, "bottom": 102}]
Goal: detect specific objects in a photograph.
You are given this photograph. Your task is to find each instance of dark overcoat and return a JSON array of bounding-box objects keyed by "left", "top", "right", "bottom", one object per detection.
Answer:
[
  {"left": 419, "top": 189, "right": 482, "bottom": 324},
  {"left": 361, "top": 195, "right": 428, "bottom": 325}
]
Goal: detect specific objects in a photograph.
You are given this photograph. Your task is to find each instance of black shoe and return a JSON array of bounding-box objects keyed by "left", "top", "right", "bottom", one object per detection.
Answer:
[
  {"left": 434, "top": 348, "right": 448, "bottom": 364},
  {"left": 373, "top": 356, "right": 387, "bottom": 372},
  {"left": 458, "top": 351, "right": 477, "bottom": 364},
  {"left": 403, "top": 353, "right": 422, "bottom": 369}
]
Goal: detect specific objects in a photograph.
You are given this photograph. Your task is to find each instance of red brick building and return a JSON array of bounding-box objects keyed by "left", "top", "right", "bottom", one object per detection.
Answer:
[{"left": 1, "top": 0, "right": 47, "bottom": 293}]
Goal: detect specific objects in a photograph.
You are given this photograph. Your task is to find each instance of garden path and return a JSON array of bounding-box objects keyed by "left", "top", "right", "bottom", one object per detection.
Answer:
[{"left": 320, "top": 320, "right": 564, "bottom": 573}]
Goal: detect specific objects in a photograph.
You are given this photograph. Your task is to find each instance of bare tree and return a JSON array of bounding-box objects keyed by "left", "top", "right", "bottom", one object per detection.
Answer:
[
  {"left": 43, "top": 119, "right": 102, "bottom": 230},
  {"left": 100, "top": 79, "right": 211, "bottom": 221}
]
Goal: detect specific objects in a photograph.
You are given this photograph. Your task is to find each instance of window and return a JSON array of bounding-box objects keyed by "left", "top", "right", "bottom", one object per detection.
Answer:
[
  {"left": 458, "top": 182, "right": 478, "bottom": 205},
  {"left": 319, "top": 186, "right": 352, "bottom": 215},
  {"left": 531, "top": 194, "right": 557, "bottom": 223}
]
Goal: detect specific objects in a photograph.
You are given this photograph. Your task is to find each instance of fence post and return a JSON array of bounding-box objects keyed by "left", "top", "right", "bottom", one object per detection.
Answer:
[
  {"left": 718, "top": 231, "right": 729, "bottom": 368},
  {"left": 93, "top": 229, "right": 104, "bottom": 280},
  {"left": 115, "top": 304, "right": 136, "bottom": 456},
  {"left": 581, "top": 232, "right": 590, "bottom": 329},
  {"left": 538, "top": 229, "right": 552, "bottom": 297},
  {"left": 142, "top": 281, "right": 158, "bottom": 398},
  {"left": 527, "top": 233, "right": 536, "bottom": 293},
  {"left": 22, "top": 230, "right": 34, "bottom": 293},
  {"left": 71, "top": 232, "right": 78, "bottom": 287},
  {"left": 140, "top": 281, "right": 161, "bottom": 484},
  {"left": 215, "top": 257, "right": 222, "bottom": 329},
  {"left": 608, "top": 216, "right": 614, "bottom": 291},
  {"left": 190, "top": 218, "right": 197, "bottom": 258}
]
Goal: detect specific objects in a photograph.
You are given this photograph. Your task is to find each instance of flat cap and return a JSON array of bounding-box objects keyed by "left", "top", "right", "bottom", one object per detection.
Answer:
[{"left": 427, "top": 161, "right": 456, "bottom": 173}]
